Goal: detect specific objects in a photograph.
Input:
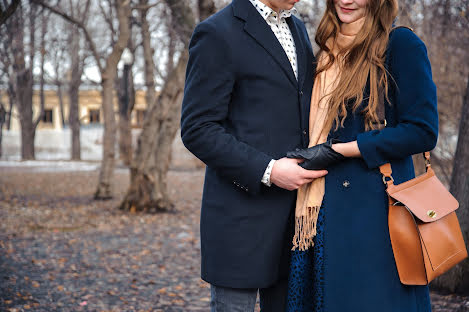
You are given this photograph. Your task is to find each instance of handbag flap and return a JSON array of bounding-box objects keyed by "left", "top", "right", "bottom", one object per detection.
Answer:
[{"left": 386, "top": 169, "right": 459, "bottom": 223}]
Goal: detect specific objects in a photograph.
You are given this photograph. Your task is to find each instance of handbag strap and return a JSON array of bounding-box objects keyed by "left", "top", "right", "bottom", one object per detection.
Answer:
[
  {"left": 379, "top": 153, "right": 432, "bottom": 187},
  {"left": 377, "top": 26, "right": 431, "bottom": 185}
]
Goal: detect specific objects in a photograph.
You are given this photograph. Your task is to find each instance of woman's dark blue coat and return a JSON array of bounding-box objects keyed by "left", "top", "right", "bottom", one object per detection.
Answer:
[{"left": 320, "top": 28, "right": 439, "bottom": 311}]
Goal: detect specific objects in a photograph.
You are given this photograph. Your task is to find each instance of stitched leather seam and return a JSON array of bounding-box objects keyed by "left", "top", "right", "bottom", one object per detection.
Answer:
[{"left": 428, "top": 249, "right": 465, "bottom": 272}]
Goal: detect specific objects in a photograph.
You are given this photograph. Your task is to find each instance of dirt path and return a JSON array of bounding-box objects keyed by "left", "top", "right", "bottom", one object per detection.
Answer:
[{"left": 0, "top": 167, "right": 467, "bottom": 311}]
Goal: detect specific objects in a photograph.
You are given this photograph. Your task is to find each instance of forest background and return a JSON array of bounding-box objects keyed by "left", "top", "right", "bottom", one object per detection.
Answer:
[{"left": 0, "top": 0, "right": 468, "bottom": 311}]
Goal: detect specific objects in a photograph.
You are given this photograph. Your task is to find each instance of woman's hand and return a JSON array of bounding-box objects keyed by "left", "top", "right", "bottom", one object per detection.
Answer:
[{"left": 286, "top": 139, "right": 346, "bottom": 170}]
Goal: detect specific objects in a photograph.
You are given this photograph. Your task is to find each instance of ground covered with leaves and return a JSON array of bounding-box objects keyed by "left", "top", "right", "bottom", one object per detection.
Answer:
[{"left": 0, "top": 164, "right": 468, "bottom": 311}]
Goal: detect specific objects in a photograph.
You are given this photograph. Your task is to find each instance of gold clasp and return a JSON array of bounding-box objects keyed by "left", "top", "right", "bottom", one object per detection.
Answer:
[{"left": 427, "top": 210, "right": 437, "bottom": 218}]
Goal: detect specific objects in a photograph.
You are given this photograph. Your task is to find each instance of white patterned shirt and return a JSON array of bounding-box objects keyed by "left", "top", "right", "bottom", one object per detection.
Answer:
[
  {"left": 248, "top": 0, "right": 298, "bottom": 79},
  {"left": 248, "top": 0, "right": 299, "bottom": 186}
]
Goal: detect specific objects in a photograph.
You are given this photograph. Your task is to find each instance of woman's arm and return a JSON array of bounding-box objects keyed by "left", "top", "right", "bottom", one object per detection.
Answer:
[
  {"left": 332, "top": 141, "right": 361, "bottom": 158},
  {"left": 353, "top": 29, "right": 438, "bottom": 168}
]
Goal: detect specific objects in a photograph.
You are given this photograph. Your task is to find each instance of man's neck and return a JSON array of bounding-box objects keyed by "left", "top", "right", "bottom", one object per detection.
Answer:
[{"left": 258, "top": 0, "right": 281, "bottom": 14}]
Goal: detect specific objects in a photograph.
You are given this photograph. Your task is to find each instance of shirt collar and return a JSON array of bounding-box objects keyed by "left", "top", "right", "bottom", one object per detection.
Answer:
[{"left": 248, "top": 0, "right": 297, "bottom": 21}]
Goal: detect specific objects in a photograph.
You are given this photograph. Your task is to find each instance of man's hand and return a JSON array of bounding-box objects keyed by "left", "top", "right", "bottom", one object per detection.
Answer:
[{"left": 270, "top": 158, "right": 328, "bottom": 191}]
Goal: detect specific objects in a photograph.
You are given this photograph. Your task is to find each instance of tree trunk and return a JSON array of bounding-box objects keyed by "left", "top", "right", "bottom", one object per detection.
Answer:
[
  {"left": 139, "top": 1, "right": 156, "bottom": 111},
  {"left": 94, "top": 80, "right": 116, "bottom": 199},
  {"left": 0, "top": 125, "right": 2, "bottom": 158},
  {"left": 431, "top": 74, "right": 469, "bottom": 294},
  {"left": 198, "top": 0, "right": 216, "bottom": 21},
  {"left": 6, "top": 79, "right": 15, "bottom": 130},
  {"left": 0, "top": 0, "right": 21, "bottom": 26},
  {"left": 94, "top": 0, "right": 131, "bottom": 199},
  {"left": 118, "top": 63, "right": 135, "bottom": 166},
  {"left": 119, "top": 0, "right": 215, "bottom": 212},
  {"left": 69, "top": 25, "right": 82, "bottom": 160},
  {"left": 0, "top": 103, "right": 5, "bottom": 157},
  {"left": 36, "top": 10, "right": 47, "bottom": 131},
  {"left": 16, "top": 65, "right": 35, "bottom": 160},
  {"left": 12, "top": 4, "right": 35, "bottom": 160},
  {"left": 120, "top": 53, "right": 188, "bottom": 212},
  {"left": 69, "top": 82, "right": 81, "bottom": 160},
  {"left": 56, "top": 81, "right": 66, "bottom": 128}
]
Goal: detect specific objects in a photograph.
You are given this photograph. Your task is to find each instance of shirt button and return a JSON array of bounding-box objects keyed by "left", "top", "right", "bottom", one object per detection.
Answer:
[{"left": 343, "top": 180, "right": 350, "bottom": 188}]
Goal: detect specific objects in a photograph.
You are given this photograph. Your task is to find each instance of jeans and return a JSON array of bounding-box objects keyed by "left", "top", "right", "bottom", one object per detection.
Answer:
[{"left": 210, "top": 279, "right": 288, "bottom": 312}]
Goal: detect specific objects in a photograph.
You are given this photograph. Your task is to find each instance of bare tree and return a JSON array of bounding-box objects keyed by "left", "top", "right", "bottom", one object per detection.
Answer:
[
  {"left": 119, "top": 0, "right": 215, "bottom": 212},
  {"left": 93, "top": 0, "right": 131, "bottom": 198},
  {"left": 10, "top": 2, "right": 43, "bottom": 160},
  {"left": 38, "top": 8, "right": 49, "bottom": 132},
  {"left": 0, "top": 0, "right": 20, "bottom": 25},
  {"left": 432, "top": 74, "right": 469, "bottom": 294},
  {"left": 0, "top": 6, "right": 17, "bottom": 131},
  {"left": 0, "top": 102, "right": 5, "bottom": 157},
  {"left": 66, "top": 0, "right": 91, "bottom": 160},
  {"left": 34, "top": 0, "right": 132, "bottom": 198},
  {"left": 139, "top": 0, "right": 156, "bottom": 117},
  {"left": 49, "top": 38, "right": 67, "bottom": 128}
]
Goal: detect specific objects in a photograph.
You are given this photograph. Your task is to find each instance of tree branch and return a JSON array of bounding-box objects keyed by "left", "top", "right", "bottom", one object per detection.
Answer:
[
  {"left": 131, "top": 1, "right": 162, "bottom": 10},
  {"left": 0, "top": 0, "right": 20, "bottom": 26},
  {"left": 31, "top": 0, "right": 104, "bottom": 74}
]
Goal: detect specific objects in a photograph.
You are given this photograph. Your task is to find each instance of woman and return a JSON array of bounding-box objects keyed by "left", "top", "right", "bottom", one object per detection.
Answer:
[{"left": 285, "top": 0, "right": 439, "bottom": 311}]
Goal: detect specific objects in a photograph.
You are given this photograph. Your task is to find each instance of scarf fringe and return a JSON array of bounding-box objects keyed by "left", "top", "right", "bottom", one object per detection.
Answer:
[{"left": 292, "top": 205, "right": 321, "bottom": 251}]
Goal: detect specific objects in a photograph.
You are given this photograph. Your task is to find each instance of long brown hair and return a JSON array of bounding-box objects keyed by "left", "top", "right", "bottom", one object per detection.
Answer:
[{"left": 315, "top": 0, "right": 399, "bottom": 131}]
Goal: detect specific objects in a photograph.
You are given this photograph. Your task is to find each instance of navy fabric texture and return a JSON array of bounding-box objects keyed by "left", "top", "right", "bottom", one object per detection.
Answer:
[
  {"left": 210, "top": 285, "right": 258, "bottom": 312},
  {"left": 286, "top": 204, "right": 325, "bottom": 312},
  {"left": 285, "top": 28, "right": 437, "bottom": 312},
  {"left": 180, "top": 0, "right": 315, "bottom": 289}
]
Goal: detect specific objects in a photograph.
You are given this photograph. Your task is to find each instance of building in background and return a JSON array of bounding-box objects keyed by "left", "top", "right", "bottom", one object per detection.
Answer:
[
  {"left": 0, "top": 88, "right": 203, "bottom": 169},
  {"left": 0, "top": 89, "right": 149, "bottom": 131}
]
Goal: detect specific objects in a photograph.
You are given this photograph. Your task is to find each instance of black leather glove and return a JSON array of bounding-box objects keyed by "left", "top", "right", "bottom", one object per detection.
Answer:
[{"left": 286, "top": 139, "right": 346, "bottom": 170}]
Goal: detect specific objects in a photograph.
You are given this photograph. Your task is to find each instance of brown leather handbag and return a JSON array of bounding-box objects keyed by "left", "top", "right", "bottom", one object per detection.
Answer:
[
  {"left": 379, "top": 153, "right": 468, "bottom": 285},
  {"left": 375, "top": 26, "right": 468, "bottom": 285}
]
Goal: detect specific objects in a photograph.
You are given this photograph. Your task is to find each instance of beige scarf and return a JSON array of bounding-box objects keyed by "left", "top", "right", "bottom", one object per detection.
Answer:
[{"left": 292, "top": 17, "right": 365, "bottom": 251}]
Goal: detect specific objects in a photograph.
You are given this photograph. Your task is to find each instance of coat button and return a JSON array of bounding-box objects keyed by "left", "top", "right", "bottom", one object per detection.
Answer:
[
  {"left": 302, "top": 130, "right": 307, "bottom": 135},
  {"left": 299, "top": 90, "right": 303, "bottom": 96},
  {"left": 343, "top": 180, "right": 350, "bottom": 188}
]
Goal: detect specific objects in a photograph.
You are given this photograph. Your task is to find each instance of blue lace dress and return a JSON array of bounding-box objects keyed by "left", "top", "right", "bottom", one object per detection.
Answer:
[{"left": 286, "top": 204, "right": 326, "bottom": 312}]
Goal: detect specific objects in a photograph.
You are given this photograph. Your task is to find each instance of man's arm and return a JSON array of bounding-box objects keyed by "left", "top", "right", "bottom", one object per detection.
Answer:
[
  {"left": 181, "top": 21, "right": 327, "bottom": 194},
  {"left": 180, "top": 21, "right": 273, "bottom": 195}
]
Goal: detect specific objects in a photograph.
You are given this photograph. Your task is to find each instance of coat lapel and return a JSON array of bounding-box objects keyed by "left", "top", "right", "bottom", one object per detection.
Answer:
[
  {"left": 286, "top": 16, "right": 307, "bottom": 90},
  {"left": 233, "top": 0, "right": 298, "bottom": 88}
]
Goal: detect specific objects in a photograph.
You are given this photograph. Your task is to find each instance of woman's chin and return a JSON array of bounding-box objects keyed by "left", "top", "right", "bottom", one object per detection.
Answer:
[{"left": 337, "top": 13, "right": 362, "bottom": 25}]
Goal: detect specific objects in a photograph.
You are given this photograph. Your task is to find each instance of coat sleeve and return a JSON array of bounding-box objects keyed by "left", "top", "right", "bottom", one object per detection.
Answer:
[
  {"left": 356, "top": 29, "right": 439, "bottom": 169},
  {"left": 180, "top": 21, "right": 272, "bottom": 195}
]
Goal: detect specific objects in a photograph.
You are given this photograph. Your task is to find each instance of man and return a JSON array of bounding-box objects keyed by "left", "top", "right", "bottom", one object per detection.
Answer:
[{"left": 180, "top": 0, "right": 326, "bottom": 310}]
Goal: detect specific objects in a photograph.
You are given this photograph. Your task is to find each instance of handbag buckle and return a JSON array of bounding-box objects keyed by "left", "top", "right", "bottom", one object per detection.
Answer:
[{"left": 382, "top": 175, "right": 394, "bottom": 185}]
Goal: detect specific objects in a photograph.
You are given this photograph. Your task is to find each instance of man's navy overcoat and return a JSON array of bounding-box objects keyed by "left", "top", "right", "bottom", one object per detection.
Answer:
[{"left": 180, "top": 0, "right": 315, "bottom": 288}]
